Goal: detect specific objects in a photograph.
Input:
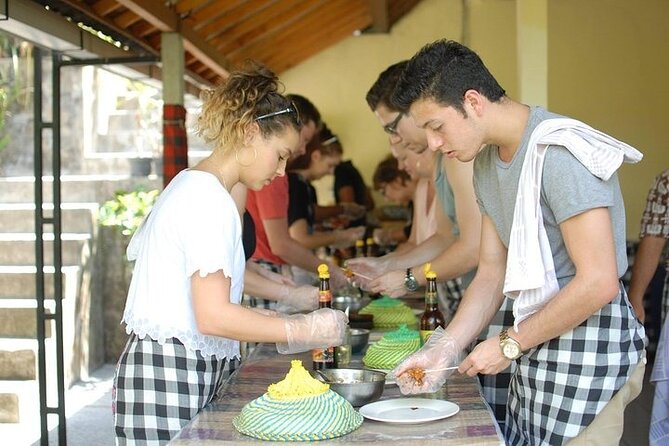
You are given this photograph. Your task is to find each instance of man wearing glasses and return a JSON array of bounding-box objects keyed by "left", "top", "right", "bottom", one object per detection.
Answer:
[{"left": 347, "top": 60, "right": 514, "bottom": 428}]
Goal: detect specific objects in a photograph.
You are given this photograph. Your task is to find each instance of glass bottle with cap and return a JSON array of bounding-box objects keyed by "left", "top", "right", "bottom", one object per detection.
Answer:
[
  {"left": 419, "top": 263, "right": 446, "bottom": 345},
  {"left": 313, "top": 264, "right": 335, "bottom": 370}
]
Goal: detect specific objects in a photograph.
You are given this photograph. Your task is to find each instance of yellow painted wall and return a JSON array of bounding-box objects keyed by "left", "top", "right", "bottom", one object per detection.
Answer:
[
  {"left": 281, "top": 0, "right": 669, "bottom": 238},
  {"left": 548, "top": 0, "right": 669, "bottom": 239}
]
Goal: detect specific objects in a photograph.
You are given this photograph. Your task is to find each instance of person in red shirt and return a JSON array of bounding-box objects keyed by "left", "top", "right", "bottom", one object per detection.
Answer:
[{"left": 246, "top": 94, "right": 347, "bottom": 309}]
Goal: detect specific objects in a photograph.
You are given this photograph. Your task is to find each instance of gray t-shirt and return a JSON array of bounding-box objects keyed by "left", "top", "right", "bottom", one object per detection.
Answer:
[
  {"left": 435, "top": 152, "right": 476, "bottom": 287},
  {"left": 473, "top": 106, "right": 628, "bottom": 286}
]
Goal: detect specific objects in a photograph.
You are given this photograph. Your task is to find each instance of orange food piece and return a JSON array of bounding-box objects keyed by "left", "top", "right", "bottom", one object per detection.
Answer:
[{"left": 406, "top": 367, "right": 426, "bottom": 386}]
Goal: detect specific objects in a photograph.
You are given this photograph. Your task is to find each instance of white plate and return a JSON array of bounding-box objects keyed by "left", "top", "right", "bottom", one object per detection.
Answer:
[{"left": 359, "top": 398, "right": 459, "bottom": 424}]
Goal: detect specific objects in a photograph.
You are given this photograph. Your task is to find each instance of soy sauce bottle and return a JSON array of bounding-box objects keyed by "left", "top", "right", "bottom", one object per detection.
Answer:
[
  {"left": 419, "top": 266, "right": 445, "bottom": 345},
  {"left": 313, "top": 264, "right": 335, "bottom": 370}
]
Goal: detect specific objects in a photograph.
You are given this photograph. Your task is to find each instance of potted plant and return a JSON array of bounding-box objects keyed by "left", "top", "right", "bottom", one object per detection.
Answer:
[
  {"left": 94, "top": 186, "right": 159, "bottom": 361},
  {"left": 98, "top": 187, "right": 159, "bottom": 235}
]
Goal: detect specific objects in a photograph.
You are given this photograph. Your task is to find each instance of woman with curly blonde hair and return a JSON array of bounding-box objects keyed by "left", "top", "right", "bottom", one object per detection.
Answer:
[{"left": 113, "top": 64, "right": 348, "bottom": 445}]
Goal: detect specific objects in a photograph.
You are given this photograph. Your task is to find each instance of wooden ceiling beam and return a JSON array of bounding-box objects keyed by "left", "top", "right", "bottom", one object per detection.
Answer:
[
  {"left": 368, "top": 0, "right": 390, "bottom": 33},
  {"left": 236, "top": 1, "right": 369, "bottom": 73},
  {"left": 265, "top": 8, "right": 369, "bottom": 72},
  {"left": 115, "top": 10, "right": 143, "bottom": 29},
  {"left": 184, "top": 0, "right": 247, "bottom": 32},
  {"left": 212, "top": 0, "right": 317, "bottom": 55},
  {"left": 116, "top": 0, "right": 232, "bottom": 78},
  {"left": 196, "top": 0, "right": 275, "bottom": 41},
  {"left": 91, "top": 0, "right": 123, "bottom": 16}
]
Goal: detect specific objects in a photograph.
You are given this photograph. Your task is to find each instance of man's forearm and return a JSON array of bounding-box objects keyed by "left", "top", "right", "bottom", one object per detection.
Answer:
[{"left": 385, "top": 233, "right": 448, "bottom": 270}]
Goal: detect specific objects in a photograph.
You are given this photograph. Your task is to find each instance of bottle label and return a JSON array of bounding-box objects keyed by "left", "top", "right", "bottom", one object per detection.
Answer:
[
  {"left": 420, "top": 330, "right": 435, "bottom": 346},
  {"left": 319, "top": 289, "right": 332, "bottom": 304}
]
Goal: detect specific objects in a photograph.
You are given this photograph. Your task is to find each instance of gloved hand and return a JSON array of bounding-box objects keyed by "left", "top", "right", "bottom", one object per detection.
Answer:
[
  {"left": 340, "top": 202, "right": 367, "bottom": 220},
  {"left": 391, "top": 327, "right": 462, "bottom": 394},
  {"left": 275, "top": 285, "right": 319, "bottom": 314},
  {"left": 332, "top": 226, "right": 366, "bottom": 249},
  {"left": 276, "top": 308, "right": 349, "bottom": 354}
]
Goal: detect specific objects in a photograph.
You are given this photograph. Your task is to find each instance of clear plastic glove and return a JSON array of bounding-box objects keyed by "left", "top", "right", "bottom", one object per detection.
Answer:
[
  {"left": 275, "top": 285, "right": 319, "bottom": 314},
  {"left": 276, "top": 308, "right": 349, "bottom": 354},
  {"left": 332, "top": 226, "right": 366, "bottom": 249},
  {"left": 392, "top": 327, "right": 463, "bottom": 394},
  {"left": 341, "top": 202, "right": 367, "bottom": 220}
]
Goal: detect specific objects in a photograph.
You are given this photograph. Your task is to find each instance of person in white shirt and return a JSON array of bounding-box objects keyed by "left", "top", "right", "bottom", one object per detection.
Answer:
[{"left": 113, "top": 63, "right": 348, "bottom": 445}]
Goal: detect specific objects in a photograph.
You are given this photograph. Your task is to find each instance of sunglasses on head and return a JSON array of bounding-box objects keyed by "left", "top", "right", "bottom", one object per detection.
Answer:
[
  {"left": 383, "top": 112, "right": 403, "bottom": 135},
  {"left": 255, "top": 102, "right": 301, "bottom": 126}
]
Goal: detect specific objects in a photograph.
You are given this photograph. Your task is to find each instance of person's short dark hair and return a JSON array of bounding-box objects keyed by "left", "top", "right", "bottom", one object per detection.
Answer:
[
  {"left": 286, "top": 93, "right": 322, "bottom": 128},
  {"left": 392, "top": 39, "right": 505, "bottom": 115},
  {"left": 288, "top": 123, "right": 342, "bottom": 170},
  {"left": 365, "top": 60, "right": 408, "bottom": 112},
  {"left": 373, "top": 155, "right": 410, "bottom": 191}
]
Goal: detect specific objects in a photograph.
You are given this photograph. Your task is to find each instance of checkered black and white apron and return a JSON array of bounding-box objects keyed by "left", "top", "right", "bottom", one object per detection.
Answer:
[
  {"left": 438, "top": 277, "right": 465, "bottom": 318},
  {"left": 113, "top": 334, "right": 239, "bottom": 445},
  {"left": 476, "top": 296, "right": 516, "bottom": 429},
  {"left": 505, "top": 283, "right": 645, "bottom": 445},
  {"left": 244, "top": 259, "right": 284, "bottom": 309}
]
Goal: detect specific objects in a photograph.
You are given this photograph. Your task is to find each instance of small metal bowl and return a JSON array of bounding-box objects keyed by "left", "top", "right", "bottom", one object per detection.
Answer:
[
  {"left": 333, "top": 295, "right": 370, "bottom": 312},
  {"left": 312, "top": 368, "right": 385, "bottom": 407},
  {"left": 349, "top": 328, "right": 370, "bottom": 354}
]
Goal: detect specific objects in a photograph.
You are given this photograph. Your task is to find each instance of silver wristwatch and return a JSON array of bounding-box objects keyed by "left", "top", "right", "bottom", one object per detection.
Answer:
[{"left": 404, "top": 268, "right": 419, "bottom": 292}]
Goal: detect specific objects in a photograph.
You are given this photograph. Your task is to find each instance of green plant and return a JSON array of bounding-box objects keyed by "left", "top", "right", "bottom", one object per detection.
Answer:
[{"left": 98, "top": 187, "right": 160, "bottom": 236}]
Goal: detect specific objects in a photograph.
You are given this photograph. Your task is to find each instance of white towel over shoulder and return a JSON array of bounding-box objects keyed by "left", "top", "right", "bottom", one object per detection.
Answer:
[{"left": 505, "top": 118, "right": 642, "bottom": 330}]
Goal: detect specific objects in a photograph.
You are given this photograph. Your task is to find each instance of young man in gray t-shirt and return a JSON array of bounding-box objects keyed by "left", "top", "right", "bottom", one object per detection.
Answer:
[{"left": 390, "top": 39, "right": 645, "bottom": 446}]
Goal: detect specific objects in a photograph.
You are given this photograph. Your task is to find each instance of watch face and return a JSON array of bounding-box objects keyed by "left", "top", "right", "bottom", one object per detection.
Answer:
[
  {"left": 405, "top": 277, "right": 419, "bottom": 291},
  {"left": 502, "top": 342, "right": 520, "bottom": 359}
]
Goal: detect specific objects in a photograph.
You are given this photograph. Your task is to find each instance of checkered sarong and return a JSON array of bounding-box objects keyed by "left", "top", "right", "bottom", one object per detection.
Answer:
[
  {"left": 113, "top": 334, "right": 238, "bottom": 445},
  {"left": 475, "top": 296, "right": 516, "bottom": 430},
  {"left": 244, "top": 259, "right": 283, "bottom": 310},
  {"left": 437, "top": 277, "right": 464, "bottom": 318},
  {"left": 505, "top": 283, "right": 645, "bottom": 445}
]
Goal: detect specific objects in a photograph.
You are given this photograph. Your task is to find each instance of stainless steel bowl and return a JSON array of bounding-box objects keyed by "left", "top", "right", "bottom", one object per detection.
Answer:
[
  {"left": 313, "top": 368, "right": 385, "bottom": 407},
  {"left": 332, "top": 295, "right": 370, "bottom": 312},
  {"left": 349, "top": 328, "right": 370, "bottom": 354}
]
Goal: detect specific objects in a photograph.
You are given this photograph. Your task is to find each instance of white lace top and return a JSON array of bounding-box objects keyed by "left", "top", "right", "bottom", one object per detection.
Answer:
[{"left": 122, "top": 170, "right": 245, "bottom": 359}]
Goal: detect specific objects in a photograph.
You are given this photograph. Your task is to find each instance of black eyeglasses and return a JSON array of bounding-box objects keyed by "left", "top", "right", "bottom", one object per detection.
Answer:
[
  {"left": 383, "top": 112, "right": 403, "bottom": 135},
  {"left": 255, "top": 102, "right": 301, "bottom": 126}
]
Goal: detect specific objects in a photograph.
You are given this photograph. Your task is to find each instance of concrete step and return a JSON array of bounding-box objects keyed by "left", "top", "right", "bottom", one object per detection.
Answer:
[
  {"left": 0, "top": 234, "right": 91, "bottom": 265},
  {"left": 0, "top": 339, "right": 39, "bottom": 381},
  {"left": 0, "top": 203, "right": 98, "bottom": 233},
  {"left": 0, "top": 300, "right": 54, "bottom": 339},
  {"left": 0, "top": 380, "right": 39, "bottom": 423},
  {"left": 0, "top": 265, "right": 81, "bottom": 299},
  {"left": 0, "top": 175, "right": 162, "bottom": 203}
]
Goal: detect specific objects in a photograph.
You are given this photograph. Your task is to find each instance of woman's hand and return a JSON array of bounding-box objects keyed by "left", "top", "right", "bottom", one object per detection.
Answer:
[{"left": 276, "top": 308, "right": 349, "bottom": 354}]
